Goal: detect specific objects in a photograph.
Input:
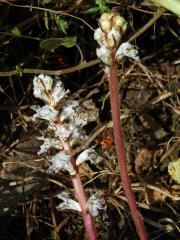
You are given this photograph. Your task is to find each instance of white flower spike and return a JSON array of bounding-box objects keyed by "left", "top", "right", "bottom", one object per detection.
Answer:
[{"left": 94, "top": 12, "right": 139, "bottom": 68}]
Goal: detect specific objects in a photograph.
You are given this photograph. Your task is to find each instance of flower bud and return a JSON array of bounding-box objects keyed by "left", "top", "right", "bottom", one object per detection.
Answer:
[
  {"left": 99, "top": 13, "right": 112, "bottom": 33},
  {"left": 99, "top": 12, "right": 127, "bottom": 34}
]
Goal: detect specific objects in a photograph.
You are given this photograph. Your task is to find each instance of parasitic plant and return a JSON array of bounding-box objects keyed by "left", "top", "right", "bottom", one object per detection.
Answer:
[
  {"left": 94, "top": 12, "right": 148, "bottom": 240},
  {"left": 31, "top": 74, "right": 105, "bottom": 240}
]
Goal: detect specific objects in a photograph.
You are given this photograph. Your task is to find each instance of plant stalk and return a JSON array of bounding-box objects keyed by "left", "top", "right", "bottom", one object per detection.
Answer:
[
  {"left": 62, "top": 140, "right": 97, "bottom": 240},
  {"left": 108, "top": 62, "right": 148, "bottom": 240}
]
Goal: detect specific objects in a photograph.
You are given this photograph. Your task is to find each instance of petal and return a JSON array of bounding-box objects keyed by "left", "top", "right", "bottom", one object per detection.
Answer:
[
  {"left": 37, "top": 136, "right": 62, "bottom": 155},
  {"left": 48, "top": 152, "right": 75, "bottom": 175},
  {"left": 87, "top": 192, "right": 105, "bottom": 217},
  {"left": 76, "top": 147, "right": 103, "bottom": 166},
  {"left": 56, "top": 192, "right": 81, "bottom": 212},
  {"left": 96, "top": 46, "right": 112, "bottom": 66},
  {"left": 60, "top": 100, "right": 79, "bottom": 121},
  {"left": 51, "top": 81, "right": 69, "bottom": 107},
  {"left": 116, "top": 42, "right": 139, "bottom": 61},
  {"left": 31, "top": 105, "right": 58, "bottom": 122}
]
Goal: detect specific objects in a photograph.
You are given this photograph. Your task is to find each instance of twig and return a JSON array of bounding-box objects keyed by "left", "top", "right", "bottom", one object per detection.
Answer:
[
  {"left": 129, "top": 7, "right": 166, "bottom": 43},
  {"left": 0, "top": 59, "right": 100, "bottom": 77}
]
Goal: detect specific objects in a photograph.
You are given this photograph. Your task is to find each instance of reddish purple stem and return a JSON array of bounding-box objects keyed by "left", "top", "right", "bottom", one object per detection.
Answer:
[
  {"left": 109, "top": 63, "right": 148, "bottom": 240},
  {"left": 62, "top": 140, "right": 97, "bottom": 240}
]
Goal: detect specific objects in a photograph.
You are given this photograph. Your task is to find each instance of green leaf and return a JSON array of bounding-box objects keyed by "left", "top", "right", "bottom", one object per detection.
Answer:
[
  {"left": 85, "top": 7, "right": 101, "bottom": 14},
  {"left": 55, "top": 16, "right": 68, "bottom": 34},
  {"left": 58, "top": 19, "right": 68, "bottom": 34},
  {"left": 40, "top": 37, "right": 77, "bottom": 52},
  {"left": 10, "top": 27, "right": 21, "bottom": 36},
  {"left": 44, "top": 11, "right": 49, "bottom": 30},
  {"left": 15, "top": 65, "right": 23, "bottom": 76},
  {"left": 151, "top": 0, "right": 180, "bottom": 16}
]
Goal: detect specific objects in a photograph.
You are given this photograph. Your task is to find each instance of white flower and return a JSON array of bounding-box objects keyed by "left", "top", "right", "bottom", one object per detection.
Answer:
[
  {"left": 55, "top": 123, "right": 75, "bottom": 140},
  {"left": 116, "top": 42, "right": 139, "bottom": 61},
  {"left": 76, "top": 147, "right": 103, "bottom": 166},
  {"left": 37, "top": 136, "right": 62, "bottom": 155},
  {"left": 48, "top": 152, "right": 75, "bottom": 175},
  {"left": 33, "top": 75, "right": 53, "bottom": 103},
  {"left": 56, "top": 192, "right": 81, "bottom": 212},
  {"left": 31, "top": 105, "right": 58, "bottom": 122},
  {"left": 96, "top": 45, "right": 112, "bottom": 66},
  {"left": 87, "top": 192, "right": 105, "bottom": 217},
  {"left": 94, "top": 28, "right": 105, "bottom": 46},
  {"left": 51, "top": 81, "right": 69, "bottom": 107},
  {"left": 55, "top": 123, "right": 82, "bottom": 143},
  {"left": 33, "top": 75, "right": 69, "bottom": 107},
  {"left": 60, "top": 100, "right": 79, "bottom": 121}
]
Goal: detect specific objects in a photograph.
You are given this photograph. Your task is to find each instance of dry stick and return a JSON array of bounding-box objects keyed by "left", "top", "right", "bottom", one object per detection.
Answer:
[
  {"left": 0, "top": 59, "right": 100, "bottom": 77},
  {"left": 129, "top": 7, "right": 166, "bottom": 43},
  {"left": 109, "top": 62, "right": 148, "bottom": 240},
  {"left": 62, "top": 140, "right": 97, "bottom": 240}
]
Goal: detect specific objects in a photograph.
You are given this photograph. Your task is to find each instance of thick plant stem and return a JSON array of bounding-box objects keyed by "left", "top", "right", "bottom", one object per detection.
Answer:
[
  {"left": 109, "top": 63, "right": 148, "bottom": 240},
  {"left": 62, "top": 140, "right": 97, "bottom": 240},
  {"left": 71, "top": 174, "right": 97, "bottom": 240}
]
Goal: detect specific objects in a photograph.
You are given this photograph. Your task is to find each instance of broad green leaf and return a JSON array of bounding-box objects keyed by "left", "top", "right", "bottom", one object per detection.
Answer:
[
  {"left": 151, "top": 0, "right": 180, "bottom": 16},
  {"left": 40, "top": 37, "right": 77, "bottom": 52},
  {"left": 10, "top": 27, "right": 21, "bottom": 36}
]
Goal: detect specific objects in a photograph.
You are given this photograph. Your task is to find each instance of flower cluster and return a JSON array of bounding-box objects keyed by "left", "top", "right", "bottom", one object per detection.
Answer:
[
  {"left": 56, "top": 191, "right": 105, "bottom": 217},
  {"left": 31, "top": 74, "right": 102, "bottom": 175},
  {"left": 94, "top": 12, "right": 139, "bottom": 67}
]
